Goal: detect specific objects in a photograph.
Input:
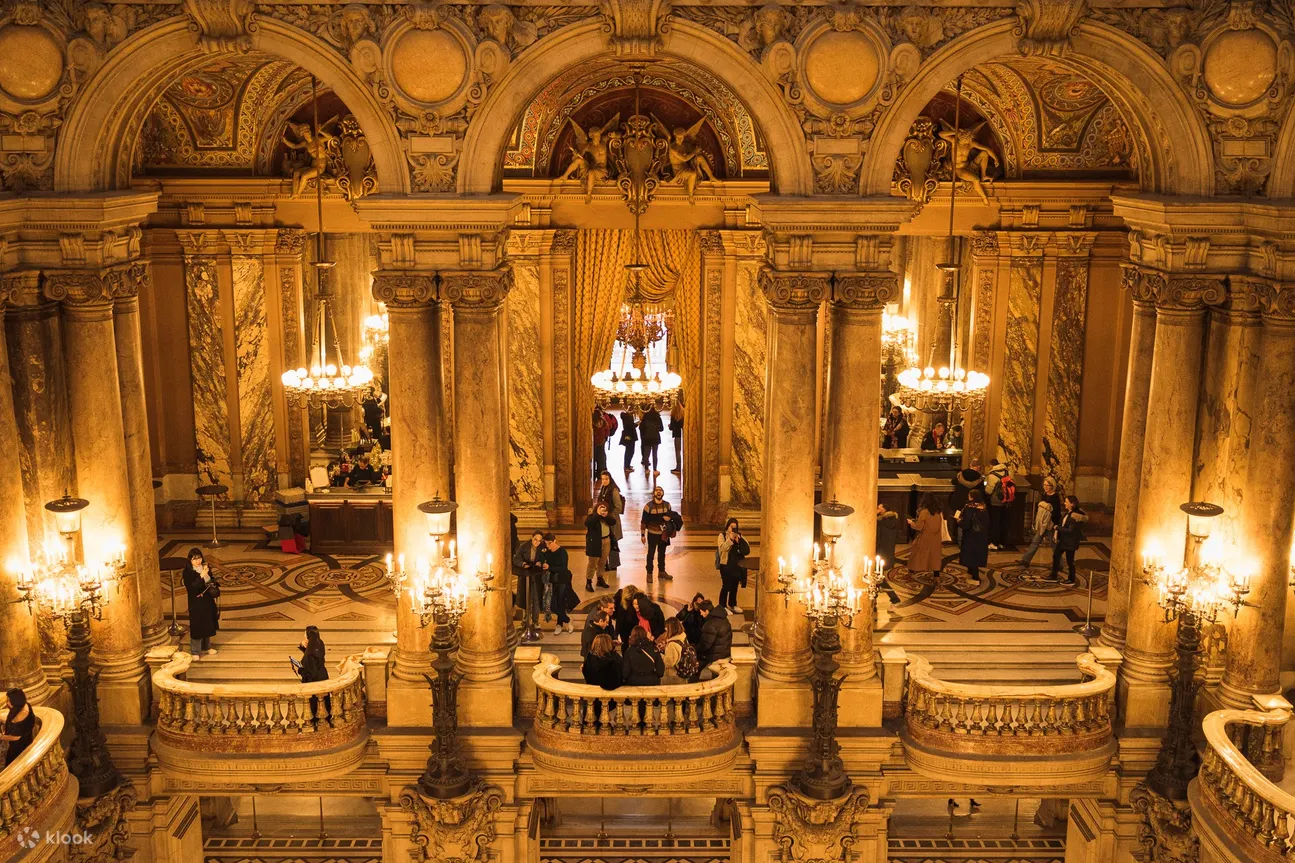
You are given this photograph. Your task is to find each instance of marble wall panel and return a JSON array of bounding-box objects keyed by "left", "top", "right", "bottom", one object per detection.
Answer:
[
  {"left": 185, "top": 256, "right": 233, "bottom": 492},
  {"left": 231, "top": 255, "right": 277, "bottom": 502},
  {"left": 508, "top": 260, "right": 545, "bottom": 508},
  {"left": 1040, "top": 257, "right": 1089, "bottom": 489},
  {"left": 730, "top": 265, "right": 766, "bottom": 508},
  {"left": 7, "top": 304, "right": 76, "bottom": 546},
  {"left": 1193, "top": 310, "right": 1260, "bottom": 550},
  {"left": 996, "top": 256, "right": 1042, "bottom": 478}
]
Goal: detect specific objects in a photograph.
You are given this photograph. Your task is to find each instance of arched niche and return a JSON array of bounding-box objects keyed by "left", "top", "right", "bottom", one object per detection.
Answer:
[
  {"left": 55, "top": 17, "right": 407, "bottom": 193},
  {"left": 458, "top": 19, "right": 812, "bottom": 196},
  {"left": 860, "top": 20, "right": 1214, "bottom": 197}
]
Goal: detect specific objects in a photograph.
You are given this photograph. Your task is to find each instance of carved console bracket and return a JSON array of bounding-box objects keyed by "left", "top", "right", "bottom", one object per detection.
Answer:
[
  {"left": 1130, "top": 783, "right": 1199, "bottom": 863},
  {"left": 398, "top": 782, "right": 505, "bottom": 863},
  {"left": 183, "top": 0, "right": 256, "bottom": 53},
  {"left": 766, "top": 784, "right": 871, "bottom": 863}
]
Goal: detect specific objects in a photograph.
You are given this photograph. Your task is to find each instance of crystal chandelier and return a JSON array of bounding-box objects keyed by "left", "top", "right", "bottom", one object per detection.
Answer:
[
  {"left": 16, "top": 492, "right": 127, "bottom": 619},
  {"left": 590, "top": 215, "right": 682, "bottom": 412},
  {"left": 896, "top": 74, "right": 990, "bottom": 414},
  {"left": 1141, "top": 502, "right": 1251, "bottom": 623},
  {"left": 363, "top": 305, "right": 389, "bottom": 346},
  {"left": 280, "top": 77, "right": 374, "bottom": 409}
]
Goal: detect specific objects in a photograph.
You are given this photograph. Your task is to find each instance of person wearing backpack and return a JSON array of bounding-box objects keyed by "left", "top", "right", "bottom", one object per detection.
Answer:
[
  {"left": 695, "top": 601, "right": 732, "bottom": 671},
  {"left": 661, "top": 619, "right": 699, "bottom": 683},
  {"left": 1050, "top": 495, "right": 1088, "bottom": 586},
  {"left": 716, "top": 518, "right": 750, "bottom": 615},
  {"left": 985, "top": 459, "right": 1014, "bottom": 549}
]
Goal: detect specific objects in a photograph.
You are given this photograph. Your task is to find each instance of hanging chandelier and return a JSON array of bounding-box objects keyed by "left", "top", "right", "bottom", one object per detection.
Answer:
[
  {"left": 280, "top": 77, "right": 374, "bottom": 409},
  {"left": 881, "top": 311, "right": 915, "bottom": 366},
  {"left": 589, "top": 133, "right": 682, "bottom": 412},
  {"left": 895, "top": 75, "right": 990, "bottom": 414}
]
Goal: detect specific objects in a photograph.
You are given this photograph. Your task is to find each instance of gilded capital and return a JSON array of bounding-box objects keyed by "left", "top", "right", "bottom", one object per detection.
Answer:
[
  {"left": 1122, "top": 266, "right": 1227, "bottom": 312},
  {"left": 832, "top": 273, "right": 899, "bottom": 310},
  {"left": 43, "top": 270, "right": 113, "bottom": 309},
  {"left": 1245, "top": 277, "right": 1295, "bottom": 323},
  {"left": 442, "top": 270, "right": 512, "bottom": 310},
  {"left": 759, "top": 269, "right": 830, "bottom": 314},
  {"left": 372, "top": 271, "right": 439, "bottom": 309},
  {"left": 275, "top": 229, "right": 307, "bottom": 256}
]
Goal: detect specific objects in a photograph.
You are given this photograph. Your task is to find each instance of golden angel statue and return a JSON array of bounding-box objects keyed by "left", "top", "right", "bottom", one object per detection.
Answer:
[
  {"left": 655, "top": 116, "right": 715, "bottom": 203},
  {"left": 557, "top": 114, "right": 621, "bottom": 202},
  {"left": 283, "top": 117, "right": 340, "bottom": 198},
  {"left": 938, "top": 119, "right": 999, "bottom": 205}
]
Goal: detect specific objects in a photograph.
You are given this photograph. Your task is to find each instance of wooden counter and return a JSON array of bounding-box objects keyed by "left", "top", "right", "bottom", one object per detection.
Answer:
[{"left": 307, "top": 488, "right": 394, "bottom": 554}]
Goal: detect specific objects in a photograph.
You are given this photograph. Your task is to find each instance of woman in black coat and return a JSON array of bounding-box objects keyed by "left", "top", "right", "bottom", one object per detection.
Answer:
[
  {"left": 1051, "top": 495, "right": 1087, "bottom": 586},
  {"left": 297, "top": 625, "right": 331, "bottom": 720},
  {"left": 582, "top": 633, "right": 623, "bottom": 690},
  {"left": 613, "top": 584, "right": 643, "bottom": 649},
  {"left": 621, "top": 627, "right": 665, "bottom": 686},
  {"left": 182, "top": 547, "right": 220, "bottom": 657},
  {"left": 882, "top": 406, "right": 909, "bottom": 449},
  {"left": 957, "top": 490, "right": 990, "bottom": 583},
  {"left": 631, "top": 593, "right": 666, "bottom": 639},
  {"left": 620, "top": 411, "right": 639, "bottom": 472}
]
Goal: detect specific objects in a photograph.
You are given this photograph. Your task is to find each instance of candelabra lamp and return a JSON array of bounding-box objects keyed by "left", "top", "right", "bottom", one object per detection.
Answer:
[
  {"left": 1139, "top": 501, "right": 1251, "bottom": 801},
  {"left": 772, "top": 501, "right": 887, "bottom": 800},
  {"left": 384, "top": 497, "right": 495, "bottom": 799},
  {"left": 15, "top": 493, "right": 128, "bottom": 799}
]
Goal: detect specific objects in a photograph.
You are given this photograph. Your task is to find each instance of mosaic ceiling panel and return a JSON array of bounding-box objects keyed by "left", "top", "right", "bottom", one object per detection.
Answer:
[
  {"left": 962, "top": 58, "right": 1137, "bottom": 179},
  {"left": 135, "top": 54, "right": 310, "bottom": 174}
]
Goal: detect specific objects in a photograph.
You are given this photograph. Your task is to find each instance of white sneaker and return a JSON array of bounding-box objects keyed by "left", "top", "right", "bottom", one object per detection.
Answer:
[
  {"left": 730, "top": 605, "right": 743, "bottom": 614},
  {"left": 189, "top": 653, "right": 201, "bottom": 661},
  {"left": 205, "top": 648, "right": 218, "bottom": 656}
]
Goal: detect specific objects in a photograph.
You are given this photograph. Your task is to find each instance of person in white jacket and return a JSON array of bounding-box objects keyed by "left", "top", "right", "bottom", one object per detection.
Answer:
[{"left": 1018, "top": 498, "right": 1054, "bottom": 567}]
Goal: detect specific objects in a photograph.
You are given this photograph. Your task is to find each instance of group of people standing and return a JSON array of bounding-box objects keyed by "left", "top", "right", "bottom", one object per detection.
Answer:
[
  {"left": 903, "top": 461, "right": 1087, "bottom": 585},
  {"left": 580, "top": 585, "right": 732, "bottom": 689},
  {"left": 593, "top": 402, "right": 683, "bottom": 477},
  {"left": 882, "top": 407, "right": 963, "bottom": 452}
]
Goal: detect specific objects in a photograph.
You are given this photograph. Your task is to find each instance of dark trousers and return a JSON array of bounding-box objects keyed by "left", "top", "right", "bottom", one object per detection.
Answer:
[
  {"left": 642, "top": 441, "right": 659, "bottom": 472},
  {"left": 988, "top": 505, "right": 1007, "bottom": 546},
  {"left": 1051, "top": 547, "right": 1076, "bottom": 580},
  {"left": 623, "top": 440, "right": 636, "bottom": 471},
  {"left": 673, "top": 434, "right": 682, "bottom": 468},
  {"left": 551, "top": 577, "right": 572, "bottom": 625},
  {"left": 309, "top": 694, "right": 333, "bottom": 722},
  {"left": 646, "top": 533, "right": 668, "bottom": 574},
  {"left": 719, "top": 570, "right": 742, "bottom": 608},
  {"left": 526, "top": 571, "right": 545, "bottom": 627},
  {"left": 594, "top": 441, "right": 608, "bottom": 472}
]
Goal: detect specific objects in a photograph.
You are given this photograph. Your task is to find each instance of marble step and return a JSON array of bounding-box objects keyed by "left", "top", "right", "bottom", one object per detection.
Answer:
[{"left": 885, "top": 632, "right": 1092, "bottom": 685}]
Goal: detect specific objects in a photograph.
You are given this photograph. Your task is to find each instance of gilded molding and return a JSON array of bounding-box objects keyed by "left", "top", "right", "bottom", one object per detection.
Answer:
[
  {"left": 274, "top": 228, "right": 307, "bottom": 256},
  {"left": 1014, "top": 0, "right": 1088, "bottom": 56},
  {"left": 398, "top": 782, "right": 505, "bottom": 863},
  {"left": 183, "top": 0, "right": 257, "bottom": 53},
  {"left": 766, "top": 784, "right": 871, "bottom": 863},
  {"left": 371, "top": 272, "right": 440, "bottom": 309},
  {"left": 831, "top": 273, "right": 899, "bottom": 310},
  {"left": 443, "top": 269, "right": 513, "bottom": 309},
  {"left": 1133, "top": 270, "right": 1228, "bottom": 312},
  {"left": 971, "top": 230, "right": 1000, "bottom": 257},
  {"left": 1240, "top": 276, "right": 1295, "bottom": 323},
  {"left": 758, "top": 269, "right": 829, "bottom": 313}
]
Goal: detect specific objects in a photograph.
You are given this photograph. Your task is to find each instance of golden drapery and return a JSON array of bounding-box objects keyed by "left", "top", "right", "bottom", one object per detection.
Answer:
[{"left": 571, "top": 229, "right": 703, "bottom": 508}]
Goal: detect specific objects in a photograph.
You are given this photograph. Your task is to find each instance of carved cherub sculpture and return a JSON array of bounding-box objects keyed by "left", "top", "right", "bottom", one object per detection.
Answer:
[
  {"left": 656, "top": 116, "right": 715, "bottom": 203},
  {"left": 282, "top": 117, "right": 340, "bottom": 197},
  {"left": 938, "top": 119, "right": 999, "bottom": 205},
  {"left": 557, "top": 114, "right": 621, "bottom": 202}
]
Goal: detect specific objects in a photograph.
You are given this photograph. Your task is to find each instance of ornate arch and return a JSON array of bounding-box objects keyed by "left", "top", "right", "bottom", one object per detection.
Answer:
[
  {"left": 458, "top": 19, "right": 812, "bottom": 195},
  {"left": 1269, "top": 102, "right": 1295, "bottom": 199},
  {"left": 55, "top": 17, "right": 407, "bottom": 193},
  {"left": 860, "top": 20, "right": 1213, "bottom": 197}
]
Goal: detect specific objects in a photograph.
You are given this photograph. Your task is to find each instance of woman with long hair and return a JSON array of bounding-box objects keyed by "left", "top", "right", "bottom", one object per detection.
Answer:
[
  {"left": 1, "top": 688, "right": 34, "bottom": 766},
  {"left": 716, "top": 517, "right": 751, "bottom": 615},
  {"left": 182, "top": 547, "right": 220, "bottom": 657},
  {"left": 882, "top": 405, "right": 909, "bottom": 449},
  {"left": 906, "top": 494, "right": 946, "bottom": 579},
  {"left": 595, "top": 469, "right": 624, "bottom": 582},
  {"left": 297, "top": 625, "right": 331, "bottom": 721}
]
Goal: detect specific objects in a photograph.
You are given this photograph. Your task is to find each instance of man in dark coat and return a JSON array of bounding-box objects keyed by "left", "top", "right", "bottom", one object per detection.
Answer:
[
  {"left": 622, "top": 628, "right": 665, "bottom": 686},
  {"left": 182, "top": 547, "right": 220, "bottom": 657},
  {"left": 948, "top": 459, "right": 984, "bottom": 543},
  {"left": 639, "top": 403, "right": 665, "bottom": 475},
  {"left": 695, "top": 601, "right": 732, "bottom": 670},
  {"left": 581, "top": 599, "right": 616, "bottom": 657},
  {"left": 676, "top": 593, "right": 706, "bottom": 645}
]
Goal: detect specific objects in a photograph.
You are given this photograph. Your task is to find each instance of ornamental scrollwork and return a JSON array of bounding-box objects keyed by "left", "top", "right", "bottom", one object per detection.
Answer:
[
  {"left": 182, "top": 0, "right": 256, "bottom": 53},
  {"left": 833, "top": 273, "right": 899, "bottom": 309},
  {"left": 399, "top": 782, "right": 505, "bottom": 863},
  {"left": 442, "top": 270, "right": 513, "bottom": 309},
  {"left": 371, "top": 272, "right": 440, "bottom": 309},
  {"left": 1129, "top": 783, "right": 1199, "bottom": 863},
  {"left": 759, "top": 270, "right": 830, "bottom": 312},
  {"left": 70, "top": 781, "right": 138, "bottom": 863},
  {"left": 1013, "top": 0, "right": 1089, "bottom": 56},
  {"left": 766, "top": 783, "right": 871, "bottom": 863}
]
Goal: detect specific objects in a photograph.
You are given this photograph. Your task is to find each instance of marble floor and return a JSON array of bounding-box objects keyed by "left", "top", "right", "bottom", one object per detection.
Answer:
[{"left": 161, "top": 459, "right": 1109, "bottom": 685}]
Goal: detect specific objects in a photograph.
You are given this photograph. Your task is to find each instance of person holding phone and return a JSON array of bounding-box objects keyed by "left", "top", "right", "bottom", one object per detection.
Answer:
[
  {"left": 182, "top": 547, "right": 220, "bottom": 657},
  {"left": 716, "top": 518, "right": 750, "bottom": 615},
  {"left": 296, "top": 625, "right": 330, "bottom": 721}
]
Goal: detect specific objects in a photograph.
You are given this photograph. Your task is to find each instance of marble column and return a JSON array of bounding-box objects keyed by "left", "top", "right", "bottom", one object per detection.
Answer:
[
  {"left": 1221, "top": 286, "right": 1295, "bottom": 708},
  {"left": 112, "top": 263, "right": 165, "bottom": 647},
  {"left": 823, "top": 274, "right": 896, "bottom": 727},
  {"left": 445, "top": 270, "right": 514, "bottom": 727},
  {"left": 0, "top": 283, "right": 50, "bottom": 704},
  {"left": 755, "top": 271, "right": 827, "bottom": 728},
  {"left": 45, "top": 268, "right": 148, "bottom": 725},
  {"left": 1101, "top": 269, "right": 1157, "bottom": 649},
  {"left": 371, "top": 272, "right": 445, "bottom": 727},
  {"left": 1119, "top": 274, "right": 1220, "bottom": 729}
]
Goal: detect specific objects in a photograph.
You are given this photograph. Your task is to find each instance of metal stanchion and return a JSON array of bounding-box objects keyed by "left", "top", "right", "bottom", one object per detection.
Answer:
[
  {"left": 250, "top": 797, "right": 262, "bottom": 841},
  {"left": 1010, "top": 799, "right": 1020, "bottom": 841},
  {"left": 1074, "top": 569, "right": 1101, "bottom": 637},
  {"left": 197, "top": 484, "right": 229, "bottom": 549},
  {"left": 317, "top": 796, "right": 327, "bottom": 841}
]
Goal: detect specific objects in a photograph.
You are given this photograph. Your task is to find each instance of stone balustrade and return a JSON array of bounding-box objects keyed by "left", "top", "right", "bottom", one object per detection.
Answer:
[
  {"left": 150, "top": 652, "right": 370, "bottom": 785},
  {"left": 901, "top": 652, "right": 1117, "bottom": 787},
  {"left": 0, "top": 708, "right": 77, "bottom": 862},
  {"left": 1193, "top": 703, "right": 1295, "bottom": 863},
  {"left": 530, "top": 654, "right": 740, "bottom": 756}
]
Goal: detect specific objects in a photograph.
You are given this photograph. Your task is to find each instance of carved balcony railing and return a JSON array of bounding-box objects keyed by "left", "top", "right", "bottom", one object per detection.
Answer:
[
  {"left": 1193, "top": 703, "right": 1294, "bottom": 863},
  {"left": 901, "top": 652, "right": 1117, "bottom": 787},
  {"left": 0, "top": 708, "right": 77, "bottom": 862},
  {"left": 150, "top": 652, "right": 369, "bottom": 784},
  {"left": 524, "top": 654, "right": 742, "bottom": 786}
]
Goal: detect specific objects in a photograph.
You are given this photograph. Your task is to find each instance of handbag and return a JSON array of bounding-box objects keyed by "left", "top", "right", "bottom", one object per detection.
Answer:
[{"left": 940, "top": 519, "right": 952, "bottom": 543}]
